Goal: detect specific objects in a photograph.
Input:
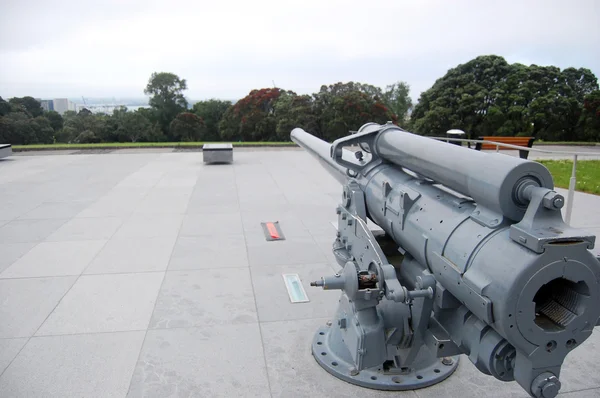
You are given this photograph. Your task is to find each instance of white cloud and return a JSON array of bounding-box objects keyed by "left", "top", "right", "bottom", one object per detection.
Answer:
[{"left": 1, "top": 0, "right": 598, "bottom": 101}]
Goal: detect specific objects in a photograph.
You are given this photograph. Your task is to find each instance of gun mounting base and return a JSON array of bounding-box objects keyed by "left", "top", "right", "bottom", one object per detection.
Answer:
[{"left": 312, "top": 324, "right": 459, "bottom": 390}]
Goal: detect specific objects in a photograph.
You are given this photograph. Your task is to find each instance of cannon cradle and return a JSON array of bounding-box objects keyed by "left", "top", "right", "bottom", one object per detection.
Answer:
[{"left": 291, "top": 122, "right": 600, "bottom": 398}]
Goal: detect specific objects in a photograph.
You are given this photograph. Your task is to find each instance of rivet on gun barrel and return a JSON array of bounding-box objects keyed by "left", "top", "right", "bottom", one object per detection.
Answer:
[{"left": 291, "top": 122, "right": 600, "bottom": 397}]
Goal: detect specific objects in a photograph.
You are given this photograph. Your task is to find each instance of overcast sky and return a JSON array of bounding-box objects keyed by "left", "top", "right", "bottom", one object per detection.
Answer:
[{"left": 1, "top": 0, "right": 599, "bottom": 102}]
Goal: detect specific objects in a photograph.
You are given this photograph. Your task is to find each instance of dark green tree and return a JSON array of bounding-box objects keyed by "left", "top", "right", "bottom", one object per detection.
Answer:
[
  {"left": 8, "top": 96, "right": 44, "bottom": 117},
  {"left": 44, "top": 111, "right": 64, "bottom": 132},
  {"left": 0, "top": 97, "right": 10, "bottom": 116},
  {"left": 577, "top": 90, "right": 600, "bottom": 141},
  {"left": 192, "top": 99, "right": 232, "bottom": 141},
  {"left": 273, "top": 92, "right": 318, "bottom": 141},
  {"left": 383, "top": 82, "right": 413, "bottom": 122},
  {"left": 313, "top": 82, "right": 396, "bottom": 141},
  {"left": 144, "top": 72, "right": 188, "bottom": 137},
  {"left": 115, "top": 110, "right": 153, "bottom": 142},
  {"left": 169, "top": 112, "right": 206, "bottom": 141},
  {"left": 411, "top": 55, "right": 599, "bottom": 141}
]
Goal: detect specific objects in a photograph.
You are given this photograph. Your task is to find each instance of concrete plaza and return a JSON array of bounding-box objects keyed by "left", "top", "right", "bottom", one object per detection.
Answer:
[{"left": 0, "top": 147, "right": 599, "bottom": 397}]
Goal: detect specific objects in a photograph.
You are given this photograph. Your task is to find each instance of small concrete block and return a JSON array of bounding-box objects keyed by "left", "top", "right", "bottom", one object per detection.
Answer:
[
  {"left": 0, "top": 219, "right": 69, "bottom": 243},
  {"left": 261, "top": 318, "right": 417, "bottom": 398},
  {"left": 0, "top": 144, "right": 11, "bottom": 159},
  {"left": 0, "top": 276, "right": 76, "bottom": 338},
  {"left": 168, "top": 235, "right": 248, "bottom": 270},
  {"left": 127, "top": 324, "right": 270, "bottom": 397},
  {"left": 149, "top": 269, "right": 257, "bottom": 329},
  {"left": 85, "top": 237, "right": 176, "bottom": 274},
  {"left": 36, "top": 272, "right": 164, "bottom": 335},
  {"left": 251, "top": 263, "right": 340, "bottom": 322},
  {"left": 46, "top": 217, "right": 123, "bottom": 241},
  {"left": 202, "top": 143, "right": 233, "bottom": 164},
  {"left": 0, "top": 338, "right": 28, "bottom": 374},
  {"left": 0, "top": 331, "right": 145, "bottom": 397},
  {"left": 1, "top": 240, "right": 106, "bottom": 278}
]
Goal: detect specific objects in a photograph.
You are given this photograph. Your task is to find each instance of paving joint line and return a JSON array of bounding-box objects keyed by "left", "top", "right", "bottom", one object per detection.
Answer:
[{"left": 234, "top": 162, "right": 274, "bottom": 398}]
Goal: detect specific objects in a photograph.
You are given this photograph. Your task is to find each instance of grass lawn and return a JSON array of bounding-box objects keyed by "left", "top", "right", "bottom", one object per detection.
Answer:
[
  {"left": 12, "top": 141, "right": 297, "bottom": 150},
  {"left": 538, "top": 160, "right": 600, "bottom": 195}
]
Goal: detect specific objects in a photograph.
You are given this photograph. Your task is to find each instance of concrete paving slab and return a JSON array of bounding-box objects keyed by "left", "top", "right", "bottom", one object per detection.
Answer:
[
  {"left": 0, "top": 240, "right": 106, "bottom": 278},
  {"left": 168, "top": 235, "right": 248, "bottom": 270},
  {"left": 0, "top": 149, "right": 598, "bottom": 397},
  {"left": 0, "top": 338, "right": 27, "bottom": 375},
  {"left": 114, "top": 214, "right": 183, "bottom": 239},
  {"left": 75, "top": 193, "right": 147, "bottom": 218},
  {"left": 149, "top": 268, "right": 257, "bottom": 329},
  {"left": 245, "top": 235, "right": 328, "bottom": 267},
  {"left": 0, "top": 218, "right": 69, "bottom": 243},
  {"left": 36, "top": 273, "right": 164, "bottom": 335},
  {"left": 45, "top": 217, "right": 124, "bottom": 241},
  {"left": 0, "top": 331, "right": 144, "bottom": 397},
  {"left": 251, "top": 263, "right": 341, "bottom": 322},
  {"left": 241, "top": 210, "right": 312, "bottom": 239},
  {"left": 0, "top": 276, "right": 76, "bottom": 338},
  {"left": 179, "top": 212, "right": 244, "bottom": 236},
  {"left": 127, "top": 324, "right": 270, "bottom": 398},
  {"left": 133, "top": 190, "right": 192, "bottom": 215},
  {"left": 18, "top": 201, "right": 93, "bottom": 220},
  {"left": 261, "top": 318, "right": 418, "bottom": 398},
  {"left": 558, "top": 327, "right": 600, "bottom": 392},
  {"left": 0, "top": 242, "right": 36, "bottom": 274},
  {"left": 84, "top": 237, "right": 177, "bottom": 274},
  {"left": 558, "top": 389, "right": 600, "bottom": 397}
]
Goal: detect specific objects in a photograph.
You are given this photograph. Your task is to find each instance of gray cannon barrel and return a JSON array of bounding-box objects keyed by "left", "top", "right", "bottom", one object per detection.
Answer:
[
  {"left": 291, "top": 128, "right": 349, "bottom": 185},
  {"left": 371, "top": 124, "right": 554, "bottom": 221}
]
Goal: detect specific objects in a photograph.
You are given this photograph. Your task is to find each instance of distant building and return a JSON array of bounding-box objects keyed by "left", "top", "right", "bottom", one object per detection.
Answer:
[
  {"left": 40, "top": 100, "right": 54, "bottom": 112},
  {"left": 52, "top": 98, "right": 76, "bottom": 115}
]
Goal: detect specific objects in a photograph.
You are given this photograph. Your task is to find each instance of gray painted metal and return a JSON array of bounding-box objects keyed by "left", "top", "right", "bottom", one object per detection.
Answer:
[
  {"left": 0, "top": 144, "right": 12, "bottom": 159},
  {"left": 293, "top": 123, "right": 600, "bottom": 398},
  {"left": 202, "top": 143, "right": 233, "bottom": 163}
]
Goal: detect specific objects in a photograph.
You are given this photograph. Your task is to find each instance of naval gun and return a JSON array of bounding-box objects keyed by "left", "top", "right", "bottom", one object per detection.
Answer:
[{"left": 291, "top": 122, "right": 600, "bottom": 397}]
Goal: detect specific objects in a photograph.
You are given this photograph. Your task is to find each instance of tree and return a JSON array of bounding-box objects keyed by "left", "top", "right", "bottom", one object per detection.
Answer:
[
  {"left": 313, "top": 82, "right": 396, "bottom": 141},
  {"left": 192, "top": 99, "right": 232, "bottom": 141},
  {"left": 44, "top": 111, "right": 63, "bottom": 132},
  {"left": 144, "top": 72, "right": 188, "bottom": 137},
  {"left": 577, "top": 90, "right": 600, "bottom": 141},
  {"left": 219, "top": 88, "right": 283, "bottom": 141},
  {"left": 383, "top": 82, "right": 413, "bottom": 122},
  {"left": 8, "top": 96, "right": 44, "bottom": 118},
  {"left": 0, "top": 97, "right": 10, "bottom": 116},
  {"left": 32, "top": 116, "right": 54, "bottom": 144},
  {"left": 62, "top": 109, "right": 106, "bottom": 142},
  {"left": 169, "top": 112, "right": 206, "bottom": 141},
  {"left": 273, "top": 92, "right": 318, "bottom": 141},
  {"left": 411, "top": 55, "right": 599, "bottom": 140},
  {"left": 0, "top": 113, "right": 39, "bottom": 144},
  {"left": 115, "top": 110, "right": 153, "bottom": 142}
]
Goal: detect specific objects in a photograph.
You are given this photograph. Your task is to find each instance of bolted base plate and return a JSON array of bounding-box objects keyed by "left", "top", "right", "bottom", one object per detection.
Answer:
[{"left": 311, "top": 324, "right": 459, "bottom": 391}]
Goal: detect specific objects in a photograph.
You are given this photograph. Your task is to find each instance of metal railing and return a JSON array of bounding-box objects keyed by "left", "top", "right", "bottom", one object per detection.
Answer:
[{"left": 431, "top": 136, "right": 599, "bottom": 224}]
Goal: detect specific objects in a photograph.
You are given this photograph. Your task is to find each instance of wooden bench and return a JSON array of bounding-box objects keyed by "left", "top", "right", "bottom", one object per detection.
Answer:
[
  {"left": 475, "top": 137, "right": 534, "bottom": 159},
  {"left": 0, "top": 144, "right": 12, "bottom": 160}
]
